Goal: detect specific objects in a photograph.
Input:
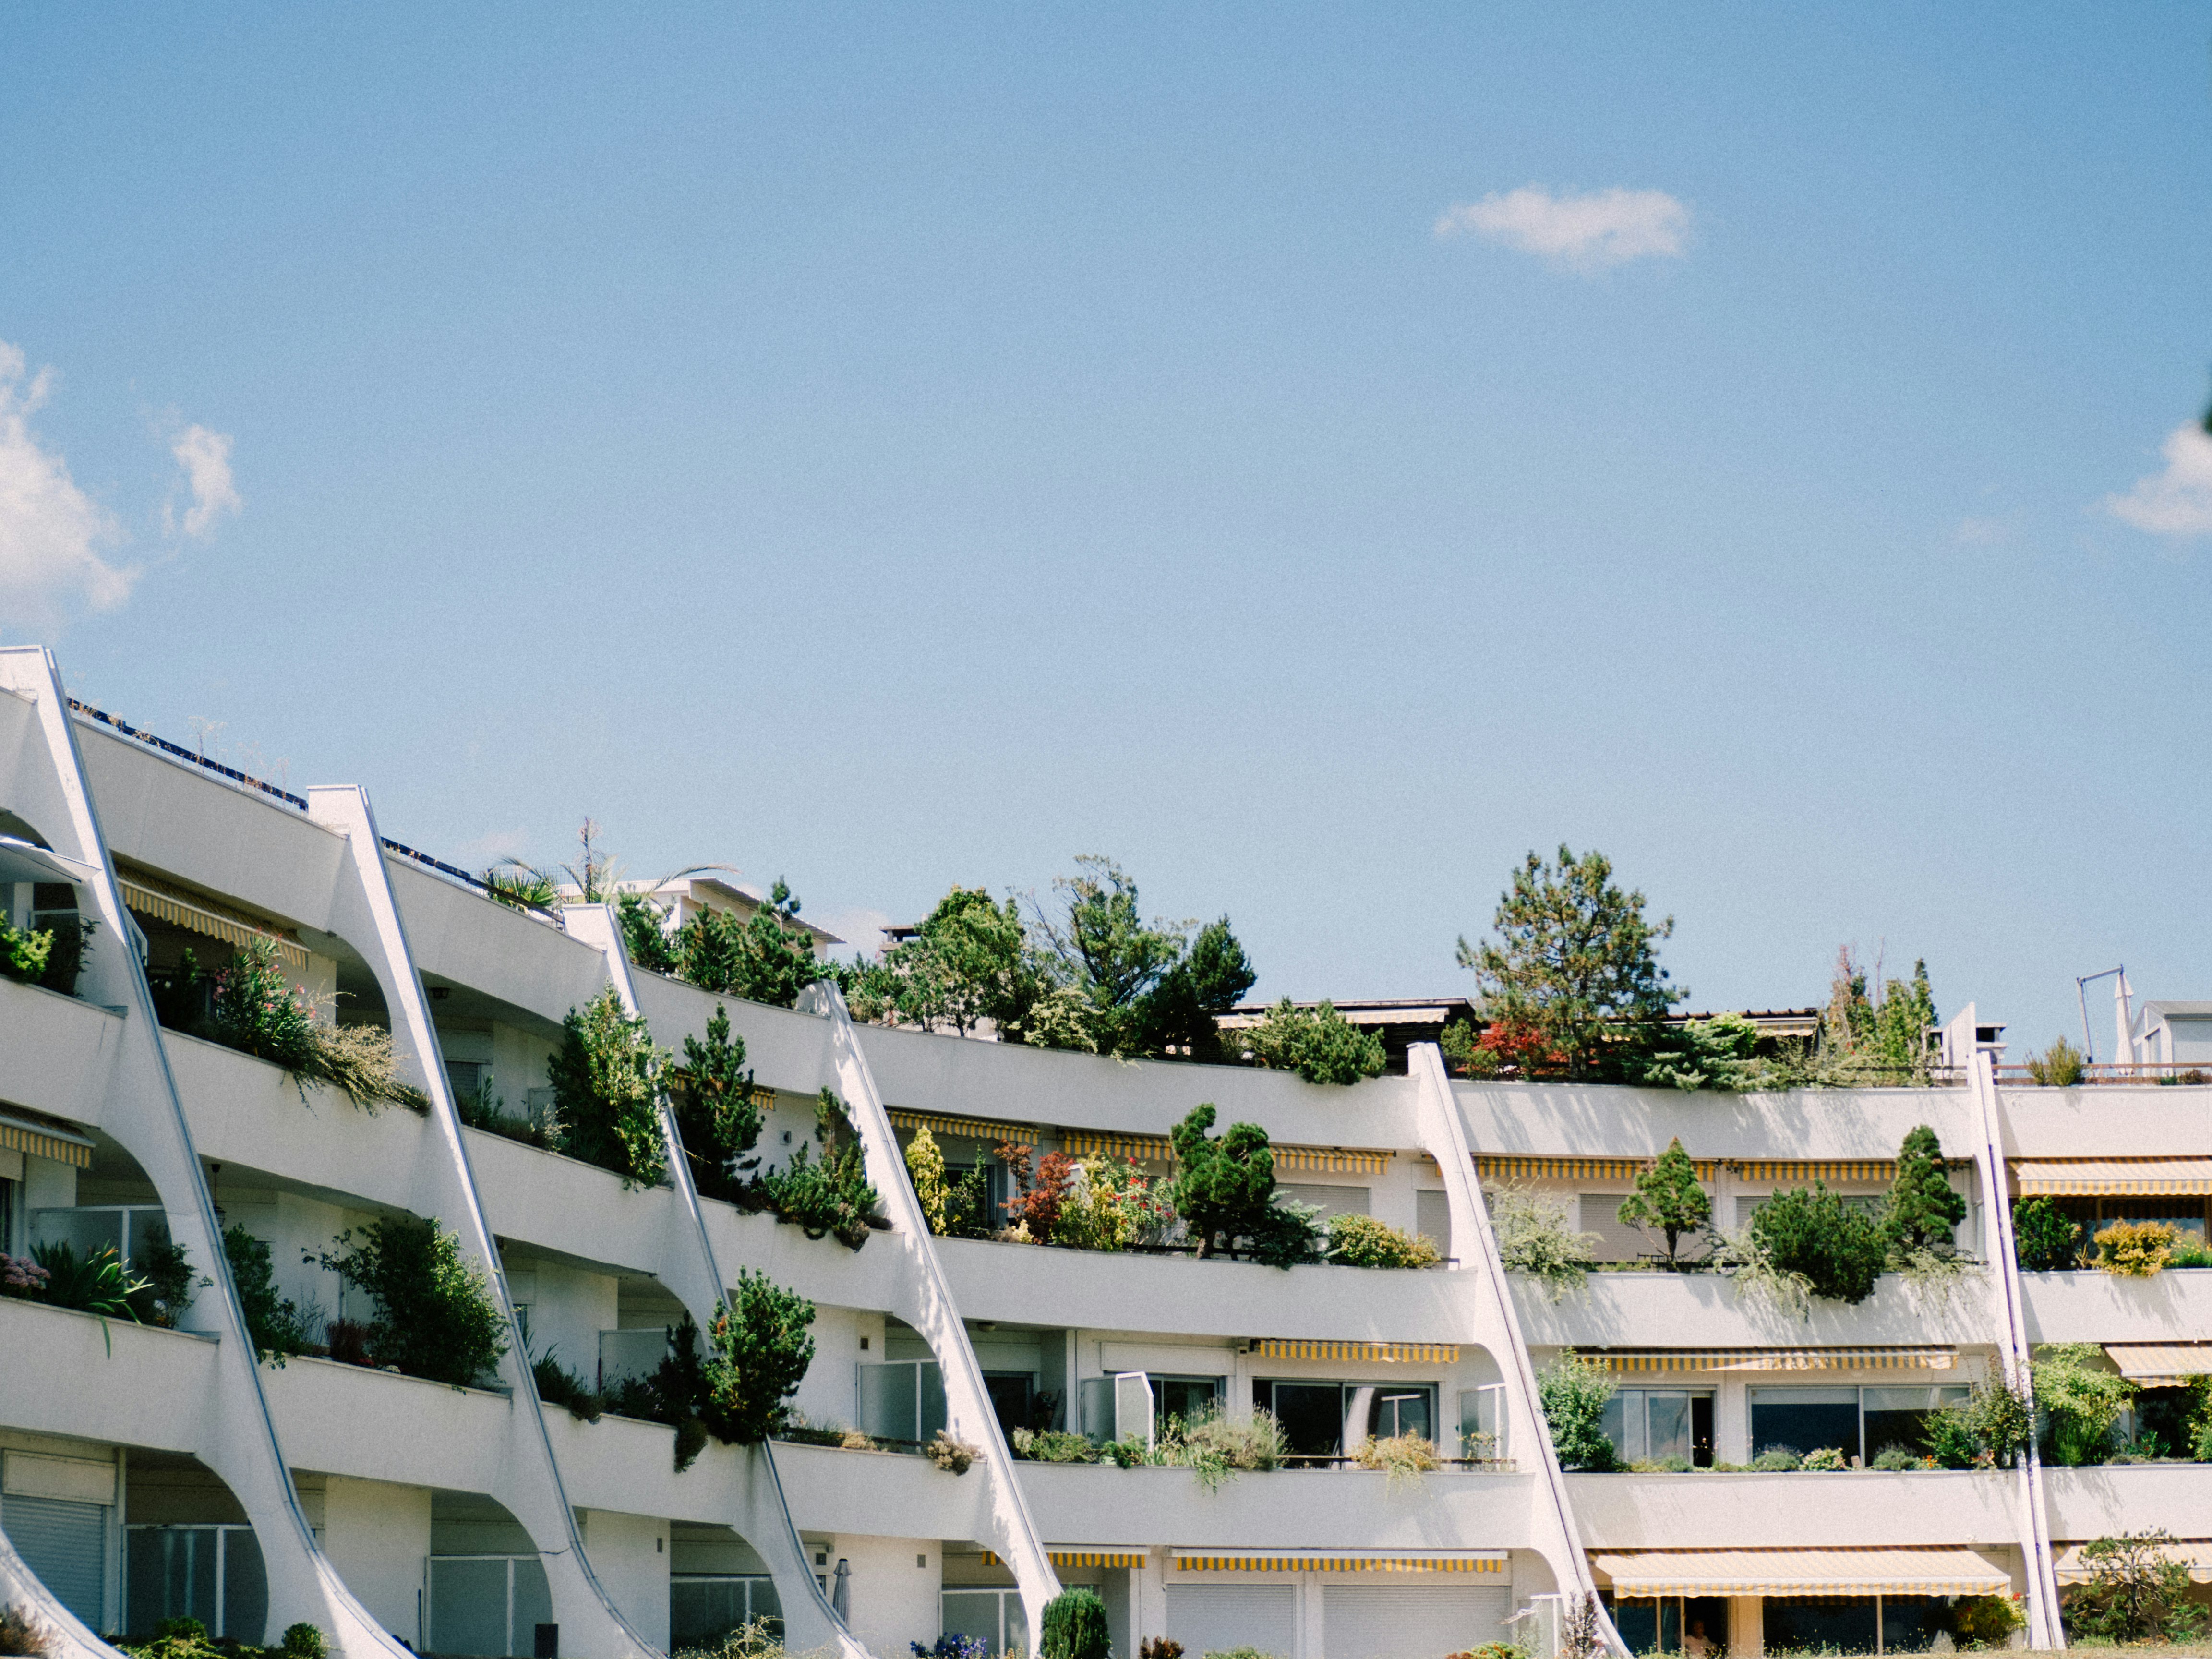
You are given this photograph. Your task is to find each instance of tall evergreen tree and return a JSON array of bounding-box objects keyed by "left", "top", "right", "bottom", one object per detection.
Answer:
[
  {"left": 1885, "top": 1124, "right": 1967, "bottom": 1256},
  {"left": 1456, "top": 846, "right": 1682, "bottom": 1080},
  {"left": 1169, "top": 1103, "right": 1275, "bottom": 1258},
  {"left": 1616, "top": 1138, "right": 1711, "bottom": 1263}
]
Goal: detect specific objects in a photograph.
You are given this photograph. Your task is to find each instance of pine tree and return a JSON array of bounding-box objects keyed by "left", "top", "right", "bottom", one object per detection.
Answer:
[
  {"left": 1168, "top": 1103, "right": 1275, "bottom": 1258},
  {"left": 904, "top": 1127, "right": 949, "bottom": 1236},
  {"left": 676, "top": 1004, "right": 761, "bottom": 1201},
  {"left": 1885, "top": 1124, "right": 1967, "bottom": 1256},
  {"left": 1616, "top": 1138, "right": 1711, "bottom": 1263}
]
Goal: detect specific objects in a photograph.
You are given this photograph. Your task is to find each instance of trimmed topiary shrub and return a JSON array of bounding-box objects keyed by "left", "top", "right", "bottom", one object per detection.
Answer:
[
  {"left": 1040, "top": 1588, "right": 1111, "bottom": 1659},
  {"left": 1750, "top": 1184, "right": 1887, "bottom": 1304}
]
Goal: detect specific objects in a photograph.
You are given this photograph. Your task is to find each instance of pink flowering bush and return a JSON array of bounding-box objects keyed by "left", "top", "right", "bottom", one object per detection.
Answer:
[{"left": 0, "top": 1254, "right": 51, "bottom": 1297}]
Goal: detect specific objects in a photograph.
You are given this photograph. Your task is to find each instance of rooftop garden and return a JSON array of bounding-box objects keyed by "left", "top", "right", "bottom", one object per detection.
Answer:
[{"left": 906, "top": 1103, "right": 1440, "bottom": 1270}]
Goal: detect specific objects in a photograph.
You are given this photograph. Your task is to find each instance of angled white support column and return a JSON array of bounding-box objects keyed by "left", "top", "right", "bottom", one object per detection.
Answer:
[
  {"left": 302, "top": 789, "right": 653, "bottom": 1659},
  {"left": 1410, "top": 1043, "right": 1626, "bottom": 1658},
  {"left": 562, "top": 904, "right": 870, "bottom": 1659},
  {"left": 0, "top": 648, "right": 410, "bottom": 1659},
  {"left": 1952, "top": 1007, "right": 2065, "bottom": 1648},
  {"left": 802, "top": 984, "right": 1062, "bottom": 1656}
]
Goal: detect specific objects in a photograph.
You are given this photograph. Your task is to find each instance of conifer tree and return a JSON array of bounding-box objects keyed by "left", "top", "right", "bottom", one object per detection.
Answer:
[
  {"left": 1616, "top": 1137, "right": 1711, "bottom": 1264},
  {"left": 1885, "top": 1124, "right": 1967, "bottom": 1256},
  {"left": 1169, "top": 1103, "right": 1275, "bottom": 1258}
]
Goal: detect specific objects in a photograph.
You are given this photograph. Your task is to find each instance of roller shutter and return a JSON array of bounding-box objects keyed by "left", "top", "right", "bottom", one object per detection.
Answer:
[
  {"left": 5, "top": 1495, "right": 106, "bottom": 1628},
  {"left": 1166, "top": 1584, "right": 1297, "bottom": 1659},
  {"left": 1323, "top": 1584, "right": 1510, "bottom": 1659}
]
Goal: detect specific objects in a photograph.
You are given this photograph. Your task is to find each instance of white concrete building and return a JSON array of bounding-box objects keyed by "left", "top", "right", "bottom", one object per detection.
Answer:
[{"left": 0, "top": 643, "right": 2207, "bottom": 1659}]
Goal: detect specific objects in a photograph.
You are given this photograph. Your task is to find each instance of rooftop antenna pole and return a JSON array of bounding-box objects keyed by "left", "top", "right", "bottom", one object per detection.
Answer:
[{"left": 2076, "top": 967, "right": 2123, "bottom": 1064}]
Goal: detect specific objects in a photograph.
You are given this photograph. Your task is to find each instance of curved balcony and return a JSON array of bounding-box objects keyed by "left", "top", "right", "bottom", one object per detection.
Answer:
[
  {"left": 1455, "top": 1082, "right": 1978, "bottom": 1168},
  {"left": 2043, "top": 1463, "right": 2212, "bottom": 1540},
  {"left": 938, "top": 1234, "right": 1469, "bottom": 1343},
  {"left": 1016, "top": 1462, "right": 1543, "bottom": 1551},
  {"left": 387, "top": 857, "right": 605, "bottom": 1027},
  {"left": 0, "top": 974, "right": 124, "bottom": 1130},
  {"left": 1514, "top": 1270, "right": 1996, "bottom": 1352},
  {"left": 1996, "top": 1087, "right": 2212, "bottom": 1160},
  {"left": 0, "top": 1297, "right": 220, "bottom": 1454},
  {"left": 2020, "top": 1268, "right": 2212, "bottom": 1344},
  {"left": 1566, "top": 1470, "right": 2018, "bottom": 1550}
]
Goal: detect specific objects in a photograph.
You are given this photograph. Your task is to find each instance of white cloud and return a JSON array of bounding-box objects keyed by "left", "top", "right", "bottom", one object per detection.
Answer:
[
  {"left": 167, "top": 423, "right": 241, "bottom": 539},
  {"left": 1434, "top": 185, "right": 1690, "bottom": 270},
  {"left": 0, "top": 341, "right": 136, "bottom": 625},
  {"left": 2105, "top": 423, "right": 2212, "bottom": 539}
]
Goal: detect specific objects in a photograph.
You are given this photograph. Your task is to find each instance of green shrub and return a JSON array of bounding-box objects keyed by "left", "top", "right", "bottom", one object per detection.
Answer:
[
  {"left": 532, "top": 1351, "right": 603, "bottom": 1421},
  {"left": 30, "top": 1241, "right": 148, "bottom": 1320},
  {"left": 222, "top": 1225, "right": 316, "bottom": 1360},
  {"left": 1011, "top": 1427, "right": 1099, "bottom": 1464},
  {"left": 1327, "top": 1213, "right": 1441, "bottom": 1269},
  {"left": 2026, "top": 1036, "right": 2087, "bottom": 1086},
  {"left": 700, "top": 1269, "right": 817, "bottom": 1444},
  {"left": 280, "top": 1624, "right": 327, "bottom": 1659},
  {"left": 2094, "top": 1219, "right": 2176, "bottom": 1277},
  {"left": 759, "top": 1091, "right": 881, "bottom": 1249},
  {"left": 1170, "top": 1105, "right": 1275, "bottom": 1259},
  {"left": 2171, "top": 1231, "right": 2212, "bottom": 1269},
  {"left": 1926, "top": 1369, "right": 2035, "bottom": 1469},
  {"left": 548, "top": 987, "right": 669, "bottom": 1186},
  {"left": 2013, "top": 1197, "right": 2084, "bottom": 1271},
  {"left": 1236, "top": 998, "right": 1386, "bottom": 1085},
  {"left": 2035, "top": 1344, "right": 2134, "bottom": 1466},
  {"left": 1488, "top": 1183, "right": 1596, "bottom": 1300},
  {"left": 674, "top": 1004, "right": 763, "bottom": 1202},
  {"left": 314, "top": 1215, "right": 508, "bottom": 1388},
  {"left": 1040, "top": 1588, "right": 1111, "bottom": 1659},
  {"left": 1537, "top": 1352, "right": 1618, "bottom": 1471},
  {"left": 0, "top": 920, "right": 55, "bottom": 986},
  {"left": 1616, "top": 1139, "right": 1710, "bottom": 1264},
  {"left": 1948, "top": 1594, "right": 2023, "bottom": 1649},
  {"left": 671, "top": 881, "right": 826, "bottom": 1009},
  {"left": 1869, "top": 1443, "right": 1926, "bottom": 1471},
  {"left": 1883, "top": 1125, "right": 1966, "bottom": 1257},
  {"left": 1751, "top": 1446, "right": 1801, "bottom": 1471},
  {"left": 2065, "top": 1530, "right": 2209, "bottom": 1644},
  {"left": 132, "top": 1237, "right": 196, "bottom": 1328},
  {"left": 1750, "top": 1184, "right": 1887, "bottom": 1304},
  {"left": 1800, "top": 1445, "right": 1848, "bottom": 1471},
  {"left": 199, "top": 938, "right": 426, "bottom": 1112},
  {"left": 905, "top": 1127, "right": 949, "bottom": 1235}
]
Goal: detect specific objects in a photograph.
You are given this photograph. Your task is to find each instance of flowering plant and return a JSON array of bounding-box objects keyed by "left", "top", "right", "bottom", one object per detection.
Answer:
[{"left": 0, "top": 1253, "right": 52, "bottom": 1297}]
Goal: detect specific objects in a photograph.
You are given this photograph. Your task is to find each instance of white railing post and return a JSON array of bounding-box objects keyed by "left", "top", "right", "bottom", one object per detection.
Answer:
[
  {"left": 1952, "top": 1007, "right": 2066, "bottom": 1648},
  {"left": 1409, "top": 1043, "right": 1627, "bottom": 1659}
]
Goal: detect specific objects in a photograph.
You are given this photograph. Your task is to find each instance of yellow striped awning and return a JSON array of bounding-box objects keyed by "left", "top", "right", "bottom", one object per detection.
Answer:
[
  {"left": 1252, "top": 1339, "right": 1458, "bottom": 1364},
  {"left": 886, "top": 1109, "right": 1038, "bottom": 1146},
  {"left": 1727, "top": 1161, "right": 1898, "bottom": 1184},
  {"left": 119, "top": 878, "right": 310, "bottom": 971},
  {"left": 2014, "top": 1158, "right": 2212, "bottom": 1196},
  {"left": 0, "top": 1111, "right": 95, "bottom": 1169},
  {"left": 1594, "top": 1548, "right": 2010, "bottom": 1598},
  {"left": 2104, "top": 1344, "right": 2212, "bottom": 1387},
  {"left": 1274, "top": 1145, "right": 1393, "bottom": 1176},
  {"left": 1174, "top": 1553, "right": 1504, "bottom": 1574},
  {"left": 2056, "top": 1541, "right": 2212, "bottom": 1583},
  {"left": 1480, "top": 1155, "right": 1717, "bottom": 1183},
  {"left": 980, "top": 1551, "right": 1149, "bottom": 1570},
  {"left": 1061, "top": 1131, "right": 1175, "bottom": 1165},
  {"left": 1599, "top": 1347, "right": 1955, "bottom": 1374}
]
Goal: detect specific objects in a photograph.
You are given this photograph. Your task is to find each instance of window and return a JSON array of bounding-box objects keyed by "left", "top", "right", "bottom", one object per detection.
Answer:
[
  {"left": 1601, "top": 1391, "right": 1714, "bottom": 1466},
  {"left": 859, "top": 1360, "right": 948, "bottom": 1444},
  {"left": 32, "top": 1205, "right": 169, "bottom": 1269},
  {"left": 1151, "top": 1375, "right": 1223, "bottom": 1427},
  {"left": 425, "top": 1555, "right": 552, "bottom": 1659},
  {"left": 0, "top": 1177, "right": 15, "bottom": 1257},
  {"left": 1252, "top": 1380, "right": 1440, "bottom": 1460},
  {"left": 1459, "top": 1385, "right": 1507, "bottom": 1461},
  {"left": 982, "top": 1372, "right": 1035, "bottom": 1436},
  {"left": 1749, "top": 1386, "right": 1968, "bottom": 1464},
  {"left": 942, "top": 1587, "right": 1021, "bottom": 1657},
  {"left": 126, "top": 1524, "right": 267, "bottom": 1642},
  {"left": 598, "top": 1328, "right": 672, "bottom": 1392},
  {"left": 671, "top": 1575, "right": 781, "bottom": 1647}
]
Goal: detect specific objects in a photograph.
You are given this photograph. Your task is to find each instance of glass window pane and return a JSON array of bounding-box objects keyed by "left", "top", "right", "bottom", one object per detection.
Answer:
[
  {"left": 32, "top": 1208, "right": 124, "bottom": 1262},
  {"left": 1749, "top": 1388, "right": 1861, "bottom": 1463},
  {"left": 671, "top": 1579, "right": 747, "bottom": 1650},
  {"left": 942, "top": 1590, "right": 1005, "bottom": 1656},
  {"left": 1270, "top": 1383, "right": 1346, "bottom": 1458},
  {"left": 430, "top": 1558, "right": 510, "bottom": 1657},
  {"left": 513, "top": 1557, "right": 552, "bottom": 1656},
  {"left": 919, "top": 1362, "right": 948, "bottom": 1444},
  {"left": 859, "top": 1362, "right": 918, "bottom": 1441},
  {"left": 748, "top": 1575, "right": 783, "bottom": 1640},
  {"left": 1646, "top": 1394, "right": 1691, "bottom": 1463},
  {"left": 221, "top": 1529, "right": 268, "bottom": 1645},
  {"left": 1600, "top": 1393, "right": 1628, "bottom": 1461}
]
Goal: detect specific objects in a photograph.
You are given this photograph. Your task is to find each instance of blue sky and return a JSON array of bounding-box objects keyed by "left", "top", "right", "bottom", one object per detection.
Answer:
[{"left": 4, "top": 4, "right": 2210, "bottom": 1055}]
